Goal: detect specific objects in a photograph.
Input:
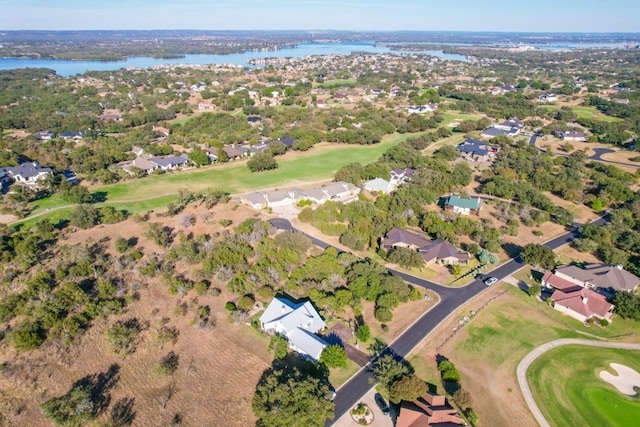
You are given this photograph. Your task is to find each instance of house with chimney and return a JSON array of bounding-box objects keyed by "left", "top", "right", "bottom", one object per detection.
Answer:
[
  {"left": 549, "top": 263, "right": 640, "bottom": 297},
  {"left": 396, "top": 392, "right": 465, "bottom": 427}
]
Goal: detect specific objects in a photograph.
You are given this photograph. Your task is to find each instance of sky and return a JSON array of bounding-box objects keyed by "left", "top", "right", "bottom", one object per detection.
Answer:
[{"left": 0, "top": 0, "right": 639, "bottom": 33}]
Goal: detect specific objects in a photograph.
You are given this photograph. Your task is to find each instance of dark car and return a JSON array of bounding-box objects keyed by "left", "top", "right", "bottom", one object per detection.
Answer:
[{"left": 375, "top": 393, "right": 390, "bottom": 415}]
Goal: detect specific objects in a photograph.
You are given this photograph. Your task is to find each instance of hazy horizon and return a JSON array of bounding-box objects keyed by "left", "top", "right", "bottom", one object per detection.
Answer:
[{"left": 1, "top": 0, "right": 639, "bottom": 33}]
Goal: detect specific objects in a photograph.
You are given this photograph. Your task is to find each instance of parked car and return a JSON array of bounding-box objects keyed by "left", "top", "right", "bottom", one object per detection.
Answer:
[
  {"left": 375, "top": 393, "right": 390, "bottom": 415},
  {"left": 484, "top": 276, "right": 498, "bottom": 286}
]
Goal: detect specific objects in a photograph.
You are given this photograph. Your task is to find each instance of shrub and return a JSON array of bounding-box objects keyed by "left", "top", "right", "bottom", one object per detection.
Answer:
[
  {"left": 320, "top": 344, "right": 347, "bottom": 368},
  {"left": 237, "top": 295, "right": 255, "bottom": 311},
  {"left": 194, "top": 281, "right": 209, "bottom": 296},
  {"left": 374, "top": 306, "right": 393, "bottom": 323},
  {"left": 115, "top": 237, "right": 130, "bottom": 253},
  {"left": 600, "top": 318, "right": 610, "bottom": 327},
  {"left": 225, "top": 302, "right": 236, "bottom": 312},
  {"left": 355, "top": 324, "right": 371, "bottom": 342}
]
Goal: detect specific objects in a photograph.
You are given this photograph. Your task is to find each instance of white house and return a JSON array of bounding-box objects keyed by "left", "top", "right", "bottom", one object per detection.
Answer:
[
  {"left": 260, "top": 296, "right": 328, "bottom": 360},
  {"left": 364, "top": 177, "right": 394, "bottom": 194},
  {"left": 1, "top": 162, "right": 52, "bottom": 185}
]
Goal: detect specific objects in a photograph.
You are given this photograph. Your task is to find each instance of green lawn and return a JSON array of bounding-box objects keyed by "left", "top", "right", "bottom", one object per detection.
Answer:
[
  {"left": 315, "top": 78, "right": 356, "bottom": 89},
  {"left": 19, "top": 138, "right": 402, "bottom": 225},
  {"left": 329, "top": 359, "right": 362, "bottom": 387},
  {"left": 527, "top": 345, "right": 640, "bottom": 427},
  {"left": 540, "top": 105, "right": 622, "bottom": 123},
  {"left": 439, "top": 111, "right": 482, "bottom": 127}
]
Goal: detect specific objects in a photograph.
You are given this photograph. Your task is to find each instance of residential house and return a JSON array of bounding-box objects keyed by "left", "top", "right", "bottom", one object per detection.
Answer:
[
  {"left": 382, "top": 227, "right": 431, "bottom": 251},
  {"left": 320, "top": 181, "right": 360, "bottom": 201},
  {"left": 556, "top": 130, "right": 587, "bottom": 142},
  {"left": 396, "top": 392, "right": 465, "bottom": 427},
  {"left": 407, "top": 103, "right": 437, "bottom": 114},
  {"left": 1, "top": 162, "right": 52, "bottom": 186},
  {"left": 481, "top": 118, "right": 523, "bottom": 138},
  {"left": 151, "top": 155, "right": 189, "bottom": 171},
  {"left": 552, "top": 263, "right": 640, "bottom": 296},
  {"left": 390, "top": 168, "right": 416, "bottom": 186},
  {"left": 59, "top": 131, "right": 83, "bottom": 141},
  {"left": 420, "top": 239, "right": 471, "bottom": 266},
  {"left": 445, "top": 195, "right": 482, "bottom": 216},
  {"left": 259, "top": 296, "right": 328, "bottom": 361},
  {"left": 130, "top": 145, "right": 144, "bottom": 157},
  {"left": 241, "top": 191, "right": 269, "bottom": 210},
  {"left": 130, "top": 157, "right": 158, "bottom": 175},
  {"left": 364, "top": 178, "right": 394, "bottom": 194},
  {"left": 205, "top": 147, "right": 219, "bottom": 163},
  {"left": 456, "top": 138, "right": 499, "bottom": 163},
  {"left": 294, "top": 188, "right": 327, "bottom": 205},
  {"left": 280, "top": 137, "right": 296, "bottom": 149},
  {"left": 222, "top": 145, "right": 244, "bottom": 160},
  {"left": 550, "top": 284, "right": 615, "bottom": 323},
  {"left": 34, "top": 131, "right": 54, "bottom": 141},
  {"left": 538, "top": 93, "right": 559, "bottom": 102}
]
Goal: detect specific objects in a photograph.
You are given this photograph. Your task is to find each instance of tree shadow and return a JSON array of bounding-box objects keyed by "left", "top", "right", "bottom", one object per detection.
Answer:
[
  {"left": 72, "top": 363, "right": 121, "bottom": 417},
  {"left": 110, "top": 397, "right": 136, "bottom": 426},
  {"left": 501, "top": 242, "right": 522, "bottom": 258}
]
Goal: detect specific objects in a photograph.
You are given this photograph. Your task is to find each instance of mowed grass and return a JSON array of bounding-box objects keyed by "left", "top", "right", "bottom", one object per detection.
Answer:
[
  {"left": 443, "top": 286, "right": 639, "bottom": 426},
  {"left": 540, "top": 105, "right": 622, "bottom": 122},
  {"left": 527, "top": 345, "right": 640, "bottom": 427},
  {"left": 23, "top": 138, "right": 402, "bottom": 222}
]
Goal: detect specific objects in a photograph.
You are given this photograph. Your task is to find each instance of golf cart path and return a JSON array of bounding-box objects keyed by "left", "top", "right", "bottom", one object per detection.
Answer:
[{"left": 517, "top": 338, "right": 640, "bottom": 427}]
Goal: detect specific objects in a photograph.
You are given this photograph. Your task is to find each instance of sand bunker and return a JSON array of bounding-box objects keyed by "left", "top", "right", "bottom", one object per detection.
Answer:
[{"left": 599, "top": 363, "right": 640, "bottom": 396}]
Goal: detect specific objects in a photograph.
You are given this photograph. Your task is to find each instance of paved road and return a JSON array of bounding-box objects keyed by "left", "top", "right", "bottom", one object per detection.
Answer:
[
  {"left": 268, "top": 216, "right": 608, "bottom": 425},
  {"left": 516, "top": 339, "right": 640, "bottom": 427}
]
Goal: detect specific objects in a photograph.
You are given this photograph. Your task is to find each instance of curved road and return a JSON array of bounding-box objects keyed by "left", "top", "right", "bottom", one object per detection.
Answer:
[
  {"left": 268, "top": 215, "right": 609, "bottom": 425},
  {"left": 516, "top": 339, "right": 640, "bottom": 427}
]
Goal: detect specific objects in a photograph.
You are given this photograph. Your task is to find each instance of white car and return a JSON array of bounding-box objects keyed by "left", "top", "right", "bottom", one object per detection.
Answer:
[{"left": 483, "top": 277, "right": 498, "bottom": 286}]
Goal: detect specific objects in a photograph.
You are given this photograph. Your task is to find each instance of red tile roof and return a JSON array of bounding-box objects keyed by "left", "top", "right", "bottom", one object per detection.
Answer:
[
  {"left": 542, "top": 271, "right": 582, "bottom": 291},
  {"left": 396, "top": 393, "right": 465, "bottom": 427},
  {"left": 551, "top": 287, "right": 614, "bottom": 319}
]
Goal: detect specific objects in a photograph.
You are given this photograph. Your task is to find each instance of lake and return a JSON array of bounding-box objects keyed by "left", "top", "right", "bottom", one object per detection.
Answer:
[{"left": 0, "top": 42, "right": 468, "bottom": 77}]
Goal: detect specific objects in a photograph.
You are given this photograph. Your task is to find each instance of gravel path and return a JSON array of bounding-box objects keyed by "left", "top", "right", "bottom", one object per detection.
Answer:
[{"left": 516, "top": 338, "right": 640, "bottom": 427}]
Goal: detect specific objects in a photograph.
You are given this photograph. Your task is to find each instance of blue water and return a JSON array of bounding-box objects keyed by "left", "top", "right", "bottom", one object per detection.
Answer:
[{"left": 0, "top": 42, "right": 468, "bottom": 77}]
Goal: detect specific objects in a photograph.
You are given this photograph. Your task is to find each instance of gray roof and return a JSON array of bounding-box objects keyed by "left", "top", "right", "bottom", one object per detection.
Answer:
[
  {"left": 382, "top": 227, "right": 431, "bottom": 250},
  {"left": 481, "top": 127, "right": 511, "bottom": 137},
  {"left": 322, "top": 181, "right": 357, "bottom": 197},
  {"left": 151, "top": 156, "right": 188, "bottom": 168},
  {"left": 556, "top": 264, "right": 640, "bottom": 293},
  {"left": 364, "top": 177, "right": 394, "bottom": 193},
  {"left": 420, "top": 239, "right": 471, "bottom": 263},
  {"left": 3, "top": 162, "right": 52, "bottom": 179},
  {"left": 288, "top": 328, "right": 328, "bottom": 360}
]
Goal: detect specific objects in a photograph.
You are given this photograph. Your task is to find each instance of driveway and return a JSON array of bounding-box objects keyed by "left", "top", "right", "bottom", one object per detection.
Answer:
[{"left": 331, "top": 386, "right": 394, "bottom": 427}]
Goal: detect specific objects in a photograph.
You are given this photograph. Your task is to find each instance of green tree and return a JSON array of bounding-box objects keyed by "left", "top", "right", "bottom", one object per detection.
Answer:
[
  {"left": 520, "top": 243, "right": 556, "bottom": 270},
  {"left": 189, "top": 147, "right": 210, "bottom": 166},
  {"left": 319, "top": 344, "right": 347, "bottom": 368},
  {"left": 115, "top": 237, "right": 130, "bottom": 253},
  {"left": 12, "top": 320, "right": 46, "bottom": 351},
  {"left": 268, "top": 335, "right": 289, "bottom": 359},
  {"left": 69, "top": 204, "right": 100, "bottom": 229},
  {"left": 247, "top": 152, "right": 278, "bottom": 172},
  {"left": 252, "top": 366, "right": 334, "bottom": 427},
  {"left": 613, "top": 291, "right": 640, "bottom": 320},
  {"left": 355, "top": 324, "right": 370, "bottom": 342},
  {"left": 389, "top": 374, "right": 427, "bottom": 403},
  {"left": 105, "top": 319, "right": 141, "bottom": 357},
  {"left": 372, "top": 353, "right": 410, "bottom": 390},
  {"left": 41, "top": 384, "right": 95, "bottom": 426}
]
